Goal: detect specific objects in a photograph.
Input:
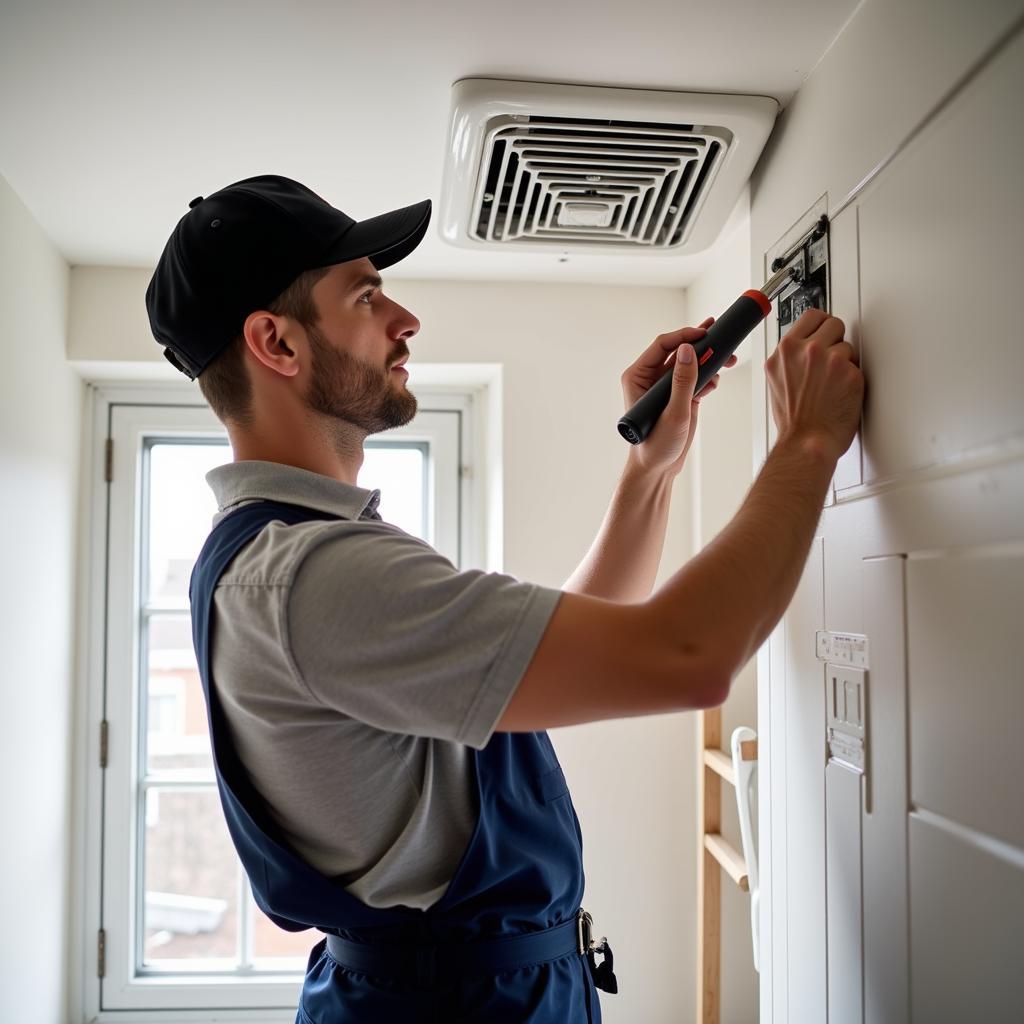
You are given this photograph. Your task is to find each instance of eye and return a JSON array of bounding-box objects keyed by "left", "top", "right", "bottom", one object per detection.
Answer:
[{"left": 358, "top": 289, "right": 376, "bottom": 305}]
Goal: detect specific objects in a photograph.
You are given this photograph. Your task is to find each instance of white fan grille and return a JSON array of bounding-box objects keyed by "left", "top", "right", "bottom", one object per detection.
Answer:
[{"left": 471, "top": 115, "right": 730, "bottom": 249}]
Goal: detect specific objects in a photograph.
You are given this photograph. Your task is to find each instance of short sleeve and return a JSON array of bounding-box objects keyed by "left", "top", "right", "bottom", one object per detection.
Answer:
[{"left": 283, "top": 520, "right": 563, "bottom": 749}]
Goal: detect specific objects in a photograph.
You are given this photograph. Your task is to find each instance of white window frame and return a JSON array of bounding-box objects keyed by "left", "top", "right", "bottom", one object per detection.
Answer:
[{"left": 72, "top": 368, "right": 500, "bottom": 1022}]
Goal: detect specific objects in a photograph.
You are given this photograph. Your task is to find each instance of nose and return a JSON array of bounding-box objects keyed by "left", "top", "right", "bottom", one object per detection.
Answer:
[{"left": 391, "top": 299, "right": 420, "bottom": 343}]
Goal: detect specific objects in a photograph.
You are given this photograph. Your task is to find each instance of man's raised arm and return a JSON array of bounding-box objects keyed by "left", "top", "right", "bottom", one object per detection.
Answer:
[
  {"left": 499, "top": 309, "right": 865, "bottom": 732},
  {"left": 562, "top": 318, "right": 728, "bottom": 602}
]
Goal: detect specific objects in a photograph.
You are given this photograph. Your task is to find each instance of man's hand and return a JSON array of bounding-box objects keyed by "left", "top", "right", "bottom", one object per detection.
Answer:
[{"left": 621, "top": 317, "right": 738, "bottom": 477}]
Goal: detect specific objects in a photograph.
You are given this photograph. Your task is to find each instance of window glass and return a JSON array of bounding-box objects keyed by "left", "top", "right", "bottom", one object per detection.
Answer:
[
  {"left": 146, "top": 615, "right": 212, "bottom": 775},
  {"left": 147, "top": 442, "right": 229, "bottom": 605},
  {"left": 143, "top": 789, "right": 238, "bottom": 965},
  {"left": 362, "top": 443, "right": 428, "bottom": 541}
]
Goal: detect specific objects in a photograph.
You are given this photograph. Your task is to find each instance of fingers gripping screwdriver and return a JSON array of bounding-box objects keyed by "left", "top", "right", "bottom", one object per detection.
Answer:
[{"left": 617, "top": 263, "right": 799, "bottom": 445}]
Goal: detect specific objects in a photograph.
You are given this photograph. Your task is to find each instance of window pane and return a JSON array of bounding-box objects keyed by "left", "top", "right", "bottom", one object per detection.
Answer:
[
  {"left": 146, "top": 614, "right": 213, "bottom": 775},
  {"left": 361, "top": 445, "right": 427, "bottom": 540},
  {"left": 252, "top": 893, "right": 317, "bottom": 966},
  {"left": 148, "top": 442, "right": 230, "bottom": 605},
  {"left": 143, "top": 788, "right": 238, "bottom": 966}
]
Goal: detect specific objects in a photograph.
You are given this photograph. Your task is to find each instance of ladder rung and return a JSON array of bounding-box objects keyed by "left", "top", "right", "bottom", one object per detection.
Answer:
[
  {"left": 704, "top": 832, "right": 749, "bottom": 891},
  {"left": 703, "top": 748, "right": 735, "bottom": 786},
  {"left": 740, "top": 738, "right": 758, "bottom": 762}
]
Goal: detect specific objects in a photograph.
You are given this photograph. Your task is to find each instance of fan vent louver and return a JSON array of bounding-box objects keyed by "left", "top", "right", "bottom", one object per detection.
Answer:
[
  {"left": 473, "top": 117, "right": 727, "bottom": 250},
  {"left": 440, "top": 80, "right": 778, "bottom": 257}
]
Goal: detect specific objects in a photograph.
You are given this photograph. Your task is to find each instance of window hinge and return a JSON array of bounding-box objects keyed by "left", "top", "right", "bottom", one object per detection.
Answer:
[
  {"left": 99, "top": 720, "right": 109, "bottom": 769},
  {"left": 104, "top": 438, "right": 113, "bottom": 483},
  {"left": 97, "top": 928, "right": 106, "bottom": 978}
]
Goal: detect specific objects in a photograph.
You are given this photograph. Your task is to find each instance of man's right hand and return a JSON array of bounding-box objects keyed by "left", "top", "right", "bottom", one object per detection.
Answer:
[{"left": 766, "top": 308, "right": 865, "bottom": 462}]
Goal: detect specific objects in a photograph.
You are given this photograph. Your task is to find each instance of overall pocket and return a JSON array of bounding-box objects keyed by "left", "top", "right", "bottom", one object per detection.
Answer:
[{"left": 536, "top": 764, "right": 569, "bottom": 803}]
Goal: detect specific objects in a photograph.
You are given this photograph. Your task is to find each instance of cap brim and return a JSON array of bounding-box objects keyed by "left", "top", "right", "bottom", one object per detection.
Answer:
[{"left": 320, "top": 198, "right": 432, "bottom": 272}]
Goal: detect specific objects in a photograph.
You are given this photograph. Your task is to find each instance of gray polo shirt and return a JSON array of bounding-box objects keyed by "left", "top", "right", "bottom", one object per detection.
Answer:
[{"left": 204, "top": 459, "right": 563, "bottom": 911}]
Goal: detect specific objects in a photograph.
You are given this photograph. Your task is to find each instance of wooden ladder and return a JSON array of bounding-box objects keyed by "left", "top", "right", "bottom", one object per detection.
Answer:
[{"left": 696, "top": 706, "right": 758, "bottom": 1023}]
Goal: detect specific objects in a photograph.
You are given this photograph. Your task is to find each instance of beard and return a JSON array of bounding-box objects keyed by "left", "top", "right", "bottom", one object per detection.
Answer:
[{"left": 302, "top": 322, "right": 417, "bottom": 436}]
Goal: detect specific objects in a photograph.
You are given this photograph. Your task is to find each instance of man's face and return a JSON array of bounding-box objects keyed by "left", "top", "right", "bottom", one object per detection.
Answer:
[{"left": 301, "top": 258, "right": 420, "bottom": 435}]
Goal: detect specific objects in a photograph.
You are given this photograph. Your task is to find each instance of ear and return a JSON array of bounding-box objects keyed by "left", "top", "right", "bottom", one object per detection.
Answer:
[{"left": 242, "top": 311, "right": 301, "bottom": 378}]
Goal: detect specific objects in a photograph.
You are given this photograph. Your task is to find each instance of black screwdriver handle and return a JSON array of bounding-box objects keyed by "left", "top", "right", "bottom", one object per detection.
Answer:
[{"left": 617, "top": 290, "right": 773, "bottom": 445}]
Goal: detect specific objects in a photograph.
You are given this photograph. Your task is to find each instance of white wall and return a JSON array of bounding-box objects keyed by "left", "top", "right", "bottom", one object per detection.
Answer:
[
  {"left": 686, "top": 183, "right": 759, "bottom": 1023},
  {"left": 0, "top": 173, "right": 82, "bottom": 1021},
  {"left": 69, "top": 265, "right": 712, "bottom": 1020}
]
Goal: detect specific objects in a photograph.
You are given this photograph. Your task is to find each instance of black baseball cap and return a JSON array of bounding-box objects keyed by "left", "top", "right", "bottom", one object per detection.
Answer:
[{"left": 145, "top": 174, "right": 432, "bottom": 380}]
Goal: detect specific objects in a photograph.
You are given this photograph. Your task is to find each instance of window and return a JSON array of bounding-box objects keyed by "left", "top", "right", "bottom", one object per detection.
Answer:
[{"left": 78, "top": 378, "right": 487, "bottom": 1019}]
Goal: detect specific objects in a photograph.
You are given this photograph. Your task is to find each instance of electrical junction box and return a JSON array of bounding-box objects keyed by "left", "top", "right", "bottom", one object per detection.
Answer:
[
  {"left": 827, "top": 664, "right": 869, "bottom": 774},
  {"left": 775, "top": 215, "right": 830, "bottom": 338},
  {"left": 817, "top": 630, "right": 870, "bottom": 778}
]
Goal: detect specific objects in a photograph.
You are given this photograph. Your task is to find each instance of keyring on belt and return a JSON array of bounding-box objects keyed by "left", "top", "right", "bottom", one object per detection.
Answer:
[{"left": 577, "top": 908, "right": 618, "bottom": 993}]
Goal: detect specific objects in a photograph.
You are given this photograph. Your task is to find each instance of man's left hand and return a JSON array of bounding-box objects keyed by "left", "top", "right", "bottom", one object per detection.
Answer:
[{"left": 621, "top": 317, "right": 738, "bottom": 478}]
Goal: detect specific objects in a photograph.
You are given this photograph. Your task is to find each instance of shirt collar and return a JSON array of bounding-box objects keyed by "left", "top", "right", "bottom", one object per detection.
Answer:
[{"left": 205, "top": 459, "right": 382, "bottom": 526}]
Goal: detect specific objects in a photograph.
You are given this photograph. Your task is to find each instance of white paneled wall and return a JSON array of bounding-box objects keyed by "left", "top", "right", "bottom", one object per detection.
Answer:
[{"left": 748, "top": 2, "right": 1024, "bottom": 1020}]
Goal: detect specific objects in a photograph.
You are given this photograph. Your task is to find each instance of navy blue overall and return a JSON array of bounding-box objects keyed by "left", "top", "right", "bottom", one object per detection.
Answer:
[{"left": 190, "top": 498, "right": 618, "bottom": 1022}]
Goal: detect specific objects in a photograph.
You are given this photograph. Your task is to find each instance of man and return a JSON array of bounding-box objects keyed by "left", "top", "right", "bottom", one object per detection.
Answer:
[{"left": 146, "top": 174, "right": 863, "bottom": 1023}]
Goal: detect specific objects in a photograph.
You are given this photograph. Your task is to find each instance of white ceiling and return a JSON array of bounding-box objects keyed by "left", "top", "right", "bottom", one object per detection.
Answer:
[{"left": 0, "top": 0, "right": 860, "bottom": 287}]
